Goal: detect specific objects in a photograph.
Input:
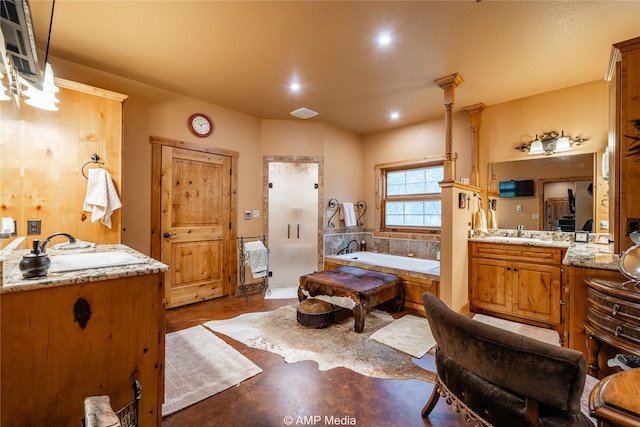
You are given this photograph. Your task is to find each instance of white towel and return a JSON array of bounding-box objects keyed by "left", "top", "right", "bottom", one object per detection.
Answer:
[
  {"left": 83, "top": 168, "right": 122, "bottom": 229},
  {"left": 488, "top": 207, "right": 498, "bottom": 230},
  {"left": 340, "top": 203, "right": 357, "bottom": 227},
  {"left": 474, "top": 207, "right": 488, "bottom": 236},
  {"left": 244, "top": 240, "right": 268, "bottom": 278}
]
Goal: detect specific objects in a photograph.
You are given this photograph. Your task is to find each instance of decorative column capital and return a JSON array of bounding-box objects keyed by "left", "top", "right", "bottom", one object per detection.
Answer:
[
  {"left": 434, "top": 73, "right": 464, "bottom": 105},
  {"left": 462, "top": 103, "right": 486, "bottom": 127}
]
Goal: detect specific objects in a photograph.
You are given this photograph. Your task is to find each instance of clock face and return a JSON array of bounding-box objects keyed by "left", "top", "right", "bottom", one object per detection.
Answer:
[{"left": 188, "top": 114, "right": 214, "bottom": 137}]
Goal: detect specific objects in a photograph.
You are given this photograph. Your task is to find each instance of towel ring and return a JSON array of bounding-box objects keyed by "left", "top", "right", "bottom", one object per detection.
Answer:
[{"left": 81, "top": 153, "right": 105, "bottom": 179}]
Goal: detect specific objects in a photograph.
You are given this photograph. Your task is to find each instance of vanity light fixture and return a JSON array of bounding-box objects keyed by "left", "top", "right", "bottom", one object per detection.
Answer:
[
  {"left": 516, "top": 130, "right": 588, "bottom": 156},
  {"left": 0, "top": 0, "right": 59, "bottom": 110}
]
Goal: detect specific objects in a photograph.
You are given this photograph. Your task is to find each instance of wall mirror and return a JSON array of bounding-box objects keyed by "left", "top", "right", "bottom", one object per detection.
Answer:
[{"left": 488, "top": 153, "right": 607, "bottom": 232}]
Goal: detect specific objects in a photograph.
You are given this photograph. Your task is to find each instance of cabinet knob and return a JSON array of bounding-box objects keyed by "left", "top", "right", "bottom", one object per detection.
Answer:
[
  {"left": 613, "top": 304, "right": 620, "bottom": 316},
  {"left": 615, "top": 325, "right": 623, "bottom": 337}
]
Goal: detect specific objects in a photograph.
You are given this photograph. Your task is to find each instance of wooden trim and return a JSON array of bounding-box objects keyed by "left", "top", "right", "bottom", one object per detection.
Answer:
[
  {"left": 55, "top": 77, "right": 128, "bottom": 101},
  {"left": 150, "top": 135, "right": 239, "bottom": 158}
]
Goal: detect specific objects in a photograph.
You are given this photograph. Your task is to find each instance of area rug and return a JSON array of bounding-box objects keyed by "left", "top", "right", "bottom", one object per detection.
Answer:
[
  {"left": 472, "top": 313, "right": 561, "bottom": 346},
  {"left": 203, "top": 305, "right": 435, "bottom": 383},
  {"left": 163, "top": 325, "right": 263, "bottom": 416},
  {"left": 370, "top": 314, "right": 435, "bottom": 358},
  {"left": 264, "top": 286, "right": 298, "bottom": 299}
]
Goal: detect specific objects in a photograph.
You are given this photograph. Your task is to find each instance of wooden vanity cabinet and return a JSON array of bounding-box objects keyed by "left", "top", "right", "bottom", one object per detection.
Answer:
[{"left": 469, "top": 242, "right": 565, "bottom": 335}]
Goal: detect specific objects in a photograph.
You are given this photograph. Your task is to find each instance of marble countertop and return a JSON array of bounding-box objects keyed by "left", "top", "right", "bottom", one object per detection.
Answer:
[
  {"left": 1, "top": 242, "right": 169, "bottom": 294},
  {"left": 469, "top": 235, "right": 619, "bottom": 271}
]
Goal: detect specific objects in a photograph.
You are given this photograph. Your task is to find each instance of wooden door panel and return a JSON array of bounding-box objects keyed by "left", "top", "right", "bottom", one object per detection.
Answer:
[
  {"left": 513, "top": 263, "right": 561, "bottom": 324},
  {"left": 470, "top": 258, "right": 511, "bottom": 313},
  {"left": 162, "top": 146, "right": 231, "bottom": 308}
]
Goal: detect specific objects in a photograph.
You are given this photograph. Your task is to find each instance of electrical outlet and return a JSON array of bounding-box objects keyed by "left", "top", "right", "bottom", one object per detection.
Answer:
[
  {"left": 27, "top": 219, "right": 41, "bottom": 235},
  {"left": 252, "top": 210, "right": 260, "bottom": 219}
]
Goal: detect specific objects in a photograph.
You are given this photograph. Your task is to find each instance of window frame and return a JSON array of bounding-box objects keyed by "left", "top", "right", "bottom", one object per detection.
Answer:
[{"left": 376, "top": 158, "right": 445, "bottom": 235}]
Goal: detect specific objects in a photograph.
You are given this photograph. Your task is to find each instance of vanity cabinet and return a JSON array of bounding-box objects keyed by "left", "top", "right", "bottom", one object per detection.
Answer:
[
  {"left": 469, "top": 242, "right": 565, "bottom": 334},
  {"left": 1, "top": 258, "right": 166, "bottom": 427}
]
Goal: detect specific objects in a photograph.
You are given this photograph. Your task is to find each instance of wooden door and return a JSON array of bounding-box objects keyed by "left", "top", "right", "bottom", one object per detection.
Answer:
[
  {"left": 161, "top": 146, "right": 231, "bottom": 308},
  {"left": 545, "top": 197, "right": 570, "bottom": 230},
  {"left": 470, "top": 257, "right": 511, "bottom": 314},
  {"left": 512, "top": 261, "right": 561, "bottom": 324}
]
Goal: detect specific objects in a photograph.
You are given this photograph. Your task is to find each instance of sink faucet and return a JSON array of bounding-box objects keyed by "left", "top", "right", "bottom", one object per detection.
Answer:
[
  {"left": 40, "top": 232, "right": 77, "bottom": 253},
  {"left": 517, "top": 225, "right": 524, "bottom": 238}
]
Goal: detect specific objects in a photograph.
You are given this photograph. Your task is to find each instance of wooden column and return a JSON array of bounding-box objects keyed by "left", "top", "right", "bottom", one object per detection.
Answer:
[
  {"left": 462, "top": 103, "right": 486, "bottom": 187},
  {"left": 434, "top": 73, "right": 464, "bottom": 182}
]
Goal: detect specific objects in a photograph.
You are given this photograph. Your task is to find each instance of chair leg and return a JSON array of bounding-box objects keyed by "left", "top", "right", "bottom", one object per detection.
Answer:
[{"left": 421, "top": 383, "right": 441, "bottom": 418}]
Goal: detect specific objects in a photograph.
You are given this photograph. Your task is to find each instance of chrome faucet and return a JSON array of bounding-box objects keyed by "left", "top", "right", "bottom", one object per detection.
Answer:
[
  {"left": 517, "top": 225, "right": 524, "bottom": 238},
  {"left": 39, "top": 232, "right": 77, "bottom": 253}
]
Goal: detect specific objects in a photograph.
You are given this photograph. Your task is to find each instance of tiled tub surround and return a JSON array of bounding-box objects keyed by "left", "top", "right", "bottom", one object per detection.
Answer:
[{"left": 324, "top": 231, "right": 440, "bottom": 260}]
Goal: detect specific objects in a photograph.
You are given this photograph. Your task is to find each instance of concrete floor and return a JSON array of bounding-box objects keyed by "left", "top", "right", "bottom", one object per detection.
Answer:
[{"left": 162, "top": 294, "right": 465, "bottom": 427}]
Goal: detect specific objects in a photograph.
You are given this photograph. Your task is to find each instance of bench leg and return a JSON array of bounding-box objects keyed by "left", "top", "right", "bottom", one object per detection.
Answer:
[
  {"left": 391, "top": 287, "right": 405, "bottom": 312},
  {"left": 422, "top": 383, "right": 440, "bottom": 418},
  {"left": 353, "top": 304, "right": 366, "bottom": 333}
]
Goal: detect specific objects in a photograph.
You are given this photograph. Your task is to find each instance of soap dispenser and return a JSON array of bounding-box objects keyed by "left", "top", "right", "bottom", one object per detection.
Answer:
[{"left": 19, "top": 239, "right": 51, "bottom": 279}]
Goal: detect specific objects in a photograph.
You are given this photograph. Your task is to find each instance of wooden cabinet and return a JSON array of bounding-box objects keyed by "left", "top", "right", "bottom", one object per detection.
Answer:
[
  {"left": 1, "top": 273, "right": 165, "bottom": 426},
  {"left": 584, "top": 276, "right": 640, "bottom": 377},
  {"left": 607, "top": 36, "right": 640, "bottom": 253},
  {"left": 469, "top": 242, "right": 565, "bottom": 335}
]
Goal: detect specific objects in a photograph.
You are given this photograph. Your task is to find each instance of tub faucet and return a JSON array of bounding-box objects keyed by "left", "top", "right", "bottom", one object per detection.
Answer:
[
  {"left": 338, "top": 239, "right": 360, "bottom": 255},
  {"left": 40, "top": 232, "right": 77, "bottom": 253},
  {"left": 517, "top": 225, "right": 524, "bottom": 238}
]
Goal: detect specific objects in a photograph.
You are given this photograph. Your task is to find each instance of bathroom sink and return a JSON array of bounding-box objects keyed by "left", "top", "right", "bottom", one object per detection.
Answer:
[{"left": 49, "top": 250, "right": 145, "bottom": 273}]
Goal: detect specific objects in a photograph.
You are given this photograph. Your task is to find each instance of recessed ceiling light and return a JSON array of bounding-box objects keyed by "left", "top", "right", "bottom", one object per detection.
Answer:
[
  {"left": 290, "top": 82, "right": 301, "bottom": 91},
  {"left": 290, "top": 107, "right": 319, "bottom": 119},
  {"left": 378, "top": 33, "right": 391, "bottom": 46},
  {"left": 390, "top": 111, "right": 400, "bottom": 120}
]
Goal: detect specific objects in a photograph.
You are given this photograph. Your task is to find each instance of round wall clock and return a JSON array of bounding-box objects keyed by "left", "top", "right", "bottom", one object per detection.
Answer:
[{"left": 188, "top": 113, "right": 214, "bottom": 137}]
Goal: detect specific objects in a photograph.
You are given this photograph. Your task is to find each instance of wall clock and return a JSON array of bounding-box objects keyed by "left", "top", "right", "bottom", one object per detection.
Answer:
[{"left": 188, "top": 113, "right": 214, "bottom": 137}]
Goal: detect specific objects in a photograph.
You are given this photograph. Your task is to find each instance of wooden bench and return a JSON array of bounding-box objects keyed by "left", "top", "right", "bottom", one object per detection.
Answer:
[{"left": 298, "top": 266, "right": 404, "bottom": 333}]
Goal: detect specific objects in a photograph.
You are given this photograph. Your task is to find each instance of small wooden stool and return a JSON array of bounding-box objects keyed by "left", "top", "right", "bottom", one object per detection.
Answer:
[{"left": 297, "top": 298, "right": 335, "bottom": 329}]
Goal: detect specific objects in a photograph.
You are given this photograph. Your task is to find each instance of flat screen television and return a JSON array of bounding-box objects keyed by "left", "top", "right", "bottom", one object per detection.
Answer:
[{"left": 499, "top": 179, "right": 535, "bottom": 198}]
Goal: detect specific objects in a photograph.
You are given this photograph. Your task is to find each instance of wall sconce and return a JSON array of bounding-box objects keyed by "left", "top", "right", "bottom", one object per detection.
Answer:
[{"left": 515, "top": 131, "right": 588, "bottom": 156}]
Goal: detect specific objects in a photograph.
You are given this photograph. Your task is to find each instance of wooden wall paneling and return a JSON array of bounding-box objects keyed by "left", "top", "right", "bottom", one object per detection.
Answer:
[{"left": 0, "top": 78, "right": 126, "bottom": 247}]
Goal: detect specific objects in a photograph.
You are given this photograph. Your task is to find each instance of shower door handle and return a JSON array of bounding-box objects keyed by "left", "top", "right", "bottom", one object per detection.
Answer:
[
  {"left": 297, "top": 224, "right": 300, "bottom": 239},
  {"left": 287, "top": 224, "right": 290, "bottom": 239}
]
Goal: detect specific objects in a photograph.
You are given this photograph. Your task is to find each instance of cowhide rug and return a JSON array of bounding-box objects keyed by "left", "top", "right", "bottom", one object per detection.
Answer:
[{"left": 203, "top": 305, "right": 435, "bottom": 383}]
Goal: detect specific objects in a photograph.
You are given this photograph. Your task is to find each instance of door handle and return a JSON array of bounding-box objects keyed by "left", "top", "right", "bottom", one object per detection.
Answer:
[
  {"left": 297, "top": 224, "right": 300, "bottom": 239},
  {"left": 163, "top": 232, "right": 176, "bottom": 238},
  {"left": 287, "top": 224, "right": 290, "bottom": 239}
]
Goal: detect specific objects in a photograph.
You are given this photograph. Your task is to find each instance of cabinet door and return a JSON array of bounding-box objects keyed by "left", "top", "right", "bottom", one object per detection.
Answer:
[
  {"left": 470, "top": 258, "right": 511, "bottom": 314},
  {"left": 512, "top": 261, "right": 561, "bottom": 324}
]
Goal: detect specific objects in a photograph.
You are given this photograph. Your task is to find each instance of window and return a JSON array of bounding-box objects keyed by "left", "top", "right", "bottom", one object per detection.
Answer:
[{"left": 379, "top": 162, "right": 444, "bottom": 232}]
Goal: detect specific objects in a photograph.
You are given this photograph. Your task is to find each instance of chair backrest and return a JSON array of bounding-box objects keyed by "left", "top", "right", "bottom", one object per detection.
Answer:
[{"left": 422, "top": 293, "right": 587, "bottom": 413}]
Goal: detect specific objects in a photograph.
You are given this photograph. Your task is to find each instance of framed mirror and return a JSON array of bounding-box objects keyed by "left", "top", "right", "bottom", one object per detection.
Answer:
[{"left": 488, "top": 153, "right": 607, "bottom": 232}]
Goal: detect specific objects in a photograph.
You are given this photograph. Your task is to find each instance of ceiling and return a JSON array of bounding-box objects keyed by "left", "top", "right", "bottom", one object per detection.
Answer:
[{"left": 27, "top": 1, "right": 640, "bottom": 135}]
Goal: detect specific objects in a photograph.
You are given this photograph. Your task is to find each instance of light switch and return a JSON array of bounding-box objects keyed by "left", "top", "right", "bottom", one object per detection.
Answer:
[{"left": 244, "top": 211, "right": 251, "bottom": 220}]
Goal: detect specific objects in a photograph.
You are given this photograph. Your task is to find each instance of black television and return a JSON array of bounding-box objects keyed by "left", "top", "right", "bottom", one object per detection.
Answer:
[{"left": 499, "top": 179, "right": 535, "bottom": 198}]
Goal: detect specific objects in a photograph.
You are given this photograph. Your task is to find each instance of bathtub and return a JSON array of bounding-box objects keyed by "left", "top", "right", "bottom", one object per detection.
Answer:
[
  {"left": 322, "top": 251, "right": 440, "bottom": 314},
  {"left": 328, "top": 251, "right": 440, "bottom": 275}
]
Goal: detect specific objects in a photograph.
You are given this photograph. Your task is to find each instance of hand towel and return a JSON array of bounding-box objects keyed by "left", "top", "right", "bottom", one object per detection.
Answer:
[
  {"left": 488, "top": 207, "right": 498, "bottom": 230},
  {"left": 340, "top": 203, "right": 357, "bottom": 227},
  {"left": 244, "top": 240, "right": 268, "bottom": 278},
  {"left": 474, "top": 207, "right": 488, "bottom": 236},
  {"left": 83, "top": 168, "right": 122, "bottom": 229}
]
